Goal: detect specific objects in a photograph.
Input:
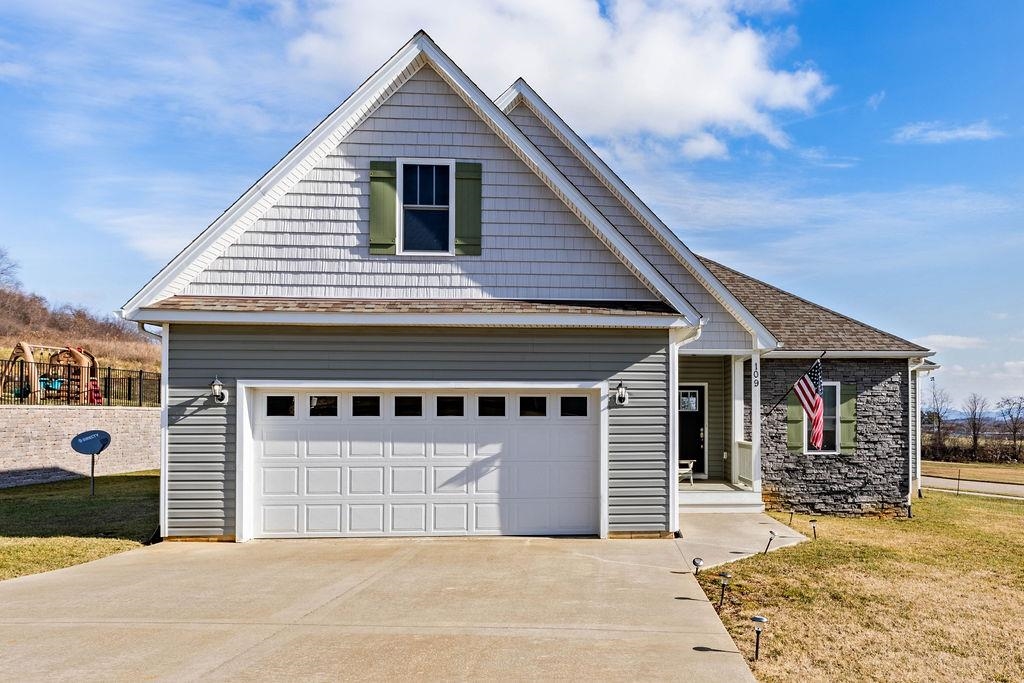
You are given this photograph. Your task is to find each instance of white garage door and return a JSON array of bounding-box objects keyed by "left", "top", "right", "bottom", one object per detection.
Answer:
[{"left": 252, "top": 389, "right": 600, "bottom": 537}]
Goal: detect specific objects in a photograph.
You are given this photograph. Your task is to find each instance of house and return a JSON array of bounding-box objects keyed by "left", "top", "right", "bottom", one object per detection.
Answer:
[{"left": 122, "top": 32, "right": 935, "bottom": 541}]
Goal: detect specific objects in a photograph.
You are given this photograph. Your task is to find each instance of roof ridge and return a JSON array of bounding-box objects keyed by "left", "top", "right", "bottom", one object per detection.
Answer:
[{"left": 697, "top": 255, "right": 927, "bottom": 352}]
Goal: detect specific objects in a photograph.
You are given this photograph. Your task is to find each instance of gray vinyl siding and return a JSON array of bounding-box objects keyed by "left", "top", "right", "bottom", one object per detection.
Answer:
[
  {"left": 183, "top": 66, "right": 653, "bottom": 301},
  {"left": 507, "top": 103, "right": 751, "bottom": 350},
  {"left": 166, "top": 325, "right": 670, "bottom": 537},
  {"left": 679, "top": 356, "right": 731, "bottom": 480}
]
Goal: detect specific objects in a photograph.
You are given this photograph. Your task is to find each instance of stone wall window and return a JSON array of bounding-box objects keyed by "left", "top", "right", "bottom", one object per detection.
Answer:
[{"left": 805, "top": 382, "right": 839, "bottom": 453}]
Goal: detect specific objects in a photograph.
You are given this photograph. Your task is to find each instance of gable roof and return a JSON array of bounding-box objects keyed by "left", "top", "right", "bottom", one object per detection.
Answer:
[
  {"left": 495, "top": 79, "right": 778, "bottom": 351},
  {"left": 120, "top": 31, "right": 701, "bottom": 326},
  {"left": 698, "top": 256, "right": 930, "bottom": 355}
]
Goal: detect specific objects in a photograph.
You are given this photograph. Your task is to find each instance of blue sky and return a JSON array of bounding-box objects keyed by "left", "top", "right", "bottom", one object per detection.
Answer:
[{"left": 0, "top": 1, "right": 1020, "bottom": 403}]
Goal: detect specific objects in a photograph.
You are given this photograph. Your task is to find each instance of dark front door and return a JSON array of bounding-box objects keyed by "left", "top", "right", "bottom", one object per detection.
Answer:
[{"left": 678, "top": 385, "right": 706, "bottom": 475}]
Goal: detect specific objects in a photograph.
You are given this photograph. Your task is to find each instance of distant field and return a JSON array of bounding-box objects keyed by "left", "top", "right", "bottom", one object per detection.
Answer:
[{"left": 922, "top": 460, "right": 1024, "bottom": 485}]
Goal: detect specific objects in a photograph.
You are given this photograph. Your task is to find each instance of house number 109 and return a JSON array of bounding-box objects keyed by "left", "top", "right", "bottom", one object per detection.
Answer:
[{"left": 752, "top": 361, "right": 760, "bottom": 389}]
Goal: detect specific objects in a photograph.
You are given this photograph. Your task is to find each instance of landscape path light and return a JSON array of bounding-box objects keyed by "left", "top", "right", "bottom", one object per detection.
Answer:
[
  {"left": 717, "top": 572, "right": 732, "bottom": 611},
  {"left": 809, "top": 519, "right": 818, "bottom": 540},
  {"left": 751, "top": 615, "right": 768, "bottom": 660},
  {"left": 763, "top": 529, "right": 777, "bottom": 554},
  {"left": 692, "top": 557, "right": 704, "bottom": 575}
]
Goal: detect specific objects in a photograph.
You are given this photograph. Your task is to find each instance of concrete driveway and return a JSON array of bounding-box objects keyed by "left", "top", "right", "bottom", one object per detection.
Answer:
[{"left": 0, "top": 538, "right": 753, "bottom": 682}]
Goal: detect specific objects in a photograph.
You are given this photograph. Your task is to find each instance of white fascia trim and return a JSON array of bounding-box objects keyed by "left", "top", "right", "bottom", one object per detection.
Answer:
[
  {"left": 123, "top": 32, "right": 699, "bottom": 326},
  {"left": 765, "top": 350, "right": 936, "bottom": 359},
  {"left": 129, "top": 309, "right": 690, "bottom": 329},
  {"left": 496, "top": 80, "right": 777, "bottom": 349},
  {"left": 122, "top": 35, "right": 430, "bottom": 318}
]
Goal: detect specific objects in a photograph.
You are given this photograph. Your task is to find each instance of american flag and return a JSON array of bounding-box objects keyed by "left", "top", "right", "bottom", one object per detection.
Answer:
[{"left": 794, "top": 360, "right": 824, "bottom": 450}]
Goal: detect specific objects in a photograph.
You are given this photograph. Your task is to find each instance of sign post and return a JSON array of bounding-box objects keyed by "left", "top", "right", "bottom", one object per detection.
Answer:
[{"left": 71, "top": 430, "right": 111, "bottom": 496}]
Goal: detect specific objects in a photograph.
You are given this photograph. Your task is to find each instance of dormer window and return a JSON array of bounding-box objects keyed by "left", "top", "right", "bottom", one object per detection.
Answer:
[{"left": 397, "top": 158, "right": 455, "bottom": 254}]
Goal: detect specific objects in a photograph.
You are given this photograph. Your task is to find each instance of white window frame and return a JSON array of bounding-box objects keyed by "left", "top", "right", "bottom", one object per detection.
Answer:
[
  {"left": 396, "top": 157, "right": 456, "bottom": 256},
  {"left": 803, "top": 381, "right": 841, "bottom": 455}
]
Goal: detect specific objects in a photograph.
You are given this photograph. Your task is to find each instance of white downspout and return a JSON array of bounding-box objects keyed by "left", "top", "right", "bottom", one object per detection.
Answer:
[{"left": 669, "top": 321, "right": 704, "bottom": 535}]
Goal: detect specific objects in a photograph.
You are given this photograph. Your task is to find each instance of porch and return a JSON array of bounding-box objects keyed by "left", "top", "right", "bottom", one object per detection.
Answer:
[{"left": 672, "top": 348, "right": 765, "bottom": 515}]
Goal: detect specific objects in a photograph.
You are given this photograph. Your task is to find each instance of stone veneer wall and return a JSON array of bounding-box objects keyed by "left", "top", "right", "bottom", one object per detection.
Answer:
[
  {"left": 0, "top": 406, "right": 160, "bottom": 488},
  {"left": 759, "top": 359, "right": 910, "bottom": 516}
]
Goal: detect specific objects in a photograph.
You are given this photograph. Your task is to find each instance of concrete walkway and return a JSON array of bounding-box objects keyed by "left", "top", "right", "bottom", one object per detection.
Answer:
[
  {"left": 0, "top": 537, "right": 754, "bottom": 682},
  {"left": 676, "top": 513, "right": 806, "bottom": 568},
  {"left": 922, "top": 475, "right": 1024, "bottom": 499}
]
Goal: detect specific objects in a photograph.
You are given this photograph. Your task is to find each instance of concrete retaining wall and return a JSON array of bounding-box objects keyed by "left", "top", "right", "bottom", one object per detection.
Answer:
[{"left": 0, "top": 406, "right": 160, "bottom": 488}]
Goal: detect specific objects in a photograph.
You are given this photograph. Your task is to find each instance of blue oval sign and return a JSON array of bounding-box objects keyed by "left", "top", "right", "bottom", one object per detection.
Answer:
[{"left": 71, "top": 430, "right": 111, "bottom": 455}]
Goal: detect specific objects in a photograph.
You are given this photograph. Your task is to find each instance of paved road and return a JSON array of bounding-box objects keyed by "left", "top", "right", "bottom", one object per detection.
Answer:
[
  {"left": 922, "top": 475, "right": 1024, "bottom": 499},
  {"left": 0, "top": 537, "right": 754, "bottom": 682}
]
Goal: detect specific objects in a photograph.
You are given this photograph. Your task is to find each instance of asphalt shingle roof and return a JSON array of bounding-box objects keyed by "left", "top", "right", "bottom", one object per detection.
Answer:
[{"left": 698, "top": 256, "right": 928, "bottom": 353}]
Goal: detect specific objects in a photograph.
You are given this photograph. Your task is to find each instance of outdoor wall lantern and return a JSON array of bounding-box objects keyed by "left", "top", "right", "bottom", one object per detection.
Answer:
[
  {"left": 614, "top": 381, "right": 630, "bottom": 406},
  {"left": 751, "top": 615, "right": 769, "bottom": 661},
  {"left": 692, "top": 557, "right": 704, "bottom": 575},
  {"left": 210, "top": 376, "right": 230, "bottom": 405}
]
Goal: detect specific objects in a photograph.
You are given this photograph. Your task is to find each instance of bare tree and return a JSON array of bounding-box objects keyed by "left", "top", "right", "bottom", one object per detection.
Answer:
[
  {"left": 925, "top": 380, "right": 954, "bottom": 453},
  {"left": 962, "top": 393, "right": 990, "bottom": 458},
  {"left": 997, "top": 396, "right": 1024, "bottom": 460},
  {"left": 0, "top": 247, "right": 19, "bottom": 289}
]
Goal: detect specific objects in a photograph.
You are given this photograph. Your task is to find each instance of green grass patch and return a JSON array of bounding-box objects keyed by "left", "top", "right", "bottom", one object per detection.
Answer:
[
  {"left": 700, "top": 492, "right": 1024, "bottom": 681},
  {"left": 0, "top": 470, "right": 159, "bottom": 580}
]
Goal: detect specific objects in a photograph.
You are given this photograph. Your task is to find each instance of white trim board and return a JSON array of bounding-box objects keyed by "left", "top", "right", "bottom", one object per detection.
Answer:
[
  {"left": 233, "top": 379, "right": 610, "bottom": 542},
  {"left": 132, "top": 309, "right": 690, "bottom": 329},
  {"left": 496, "top": 79, "right": 778, "bottom": 351},
  {"left": 121, "top": 31, "right": 701, "bottom": 326},
  {"left": 159, "top": 324, "right": 169, "bottom": 537}
]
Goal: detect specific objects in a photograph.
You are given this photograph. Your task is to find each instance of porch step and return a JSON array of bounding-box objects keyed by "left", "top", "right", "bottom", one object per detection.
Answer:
[{"left": 678, "top": 489, "right": 765, "bottom": 514}]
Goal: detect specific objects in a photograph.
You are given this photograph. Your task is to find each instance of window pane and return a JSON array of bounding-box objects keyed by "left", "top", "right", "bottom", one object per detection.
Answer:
[
  {"left": 807, "top": 385, "right": 839, "bottom": 451},
  {"left": 821, "top": 424, "right": 837, "bottom": 452},
  {"left": 436, "top": 396, "right": 464, "bottom": 417},
  {"left": 395, "top": 395, "right": 422, "bottom": 417},
  {"left": 418, "top": 164, "right": 434, "bottom": 205},
  {"left": 519, "top": 396, "right": 547, "bottom": 417},
  {"left": 266, "top": 395, "right": 295, "bottom": 417},
  {"left": 403, "top": 208, "right": 449, "bottom": 251},
  {"left": 435, "top": 165, "right": 449, "bottom": 205},
  {"left": 478, "top": 396, "right": 505, "bottom": 417},
  {"left": 560, "top": 396, "right": 588, "bottom": 417},
  {"left": 403, "top": 164, "right": 418, "bottom": 204},
  {"left": 821, "top": 385, "right": 838, "bottom": 418},
  {"left": 352, "top": 395, "right": 380, "bottom": 417},
  {"left": 309, "top": 395, "right": 338, "bottom": 417}
]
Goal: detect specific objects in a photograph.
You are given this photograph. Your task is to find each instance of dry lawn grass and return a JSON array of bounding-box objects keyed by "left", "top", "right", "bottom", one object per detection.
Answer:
[
  {"left": 922, "top": 459, "right": 1024, "bottom": 485},
  {"left": 699, "top": 492, "right": 1024, "bottom": 682},
  {"left": 0, "top": 471, "right": 159, "bottom": 580}
]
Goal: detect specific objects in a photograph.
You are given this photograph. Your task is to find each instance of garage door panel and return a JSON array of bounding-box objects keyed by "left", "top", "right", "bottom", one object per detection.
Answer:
[
  {"left": 306, "top": 504, "right": 342, "bottom": 533},
  {"left": 254, "top": 390, "right": 600, "bottom": 538},
  {"left": 390, "top": 467, "right": 427, "bottom": 494},
  {"left": 306, "top": 467, "right": 342, "bottom": 495},
  {"left": 349, "top": 467, "right": 385, "bottom": 495}
]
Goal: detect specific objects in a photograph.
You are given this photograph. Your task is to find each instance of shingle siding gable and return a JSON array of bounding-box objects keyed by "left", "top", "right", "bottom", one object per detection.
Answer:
[
  {"left": 183, "top": 66, "right": 656, "bottom": 302},
  {"left": 507, "top": 103, "right": 751, "bottom": 349}
]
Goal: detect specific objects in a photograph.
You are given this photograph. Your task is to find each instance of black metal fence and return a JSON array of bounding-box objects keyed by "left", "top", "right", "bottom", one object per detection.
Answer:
[{"left": 0, "top": 359, "right": 160, "bottom": 407}]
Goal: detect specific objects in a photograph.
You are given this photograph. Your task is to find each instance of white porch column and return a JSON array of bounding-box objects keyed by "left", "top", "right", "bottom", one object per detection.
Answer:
[
  {"left": 731, "top": 355, "right": 744, "bottom": 486},
  {"left": 750, "top": 351, "right": 762, "bottom": 492}
]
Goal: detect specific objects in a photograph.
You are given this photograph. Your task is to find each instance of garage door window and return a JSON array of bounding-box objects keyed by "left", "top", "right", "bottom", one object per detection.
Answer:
[
  {"left": 309, "top": 395, "right": 338, "bottom": 417},
  {"left": 266, "top": 395, "right": 295, "bottom": 417},
  {"left": 351, "top": 395, "right": 381, "bottom": 417},
  {"left": 560, "top": 396, "right": 588, "bottom": 417},
  {"left": 519, "top": 396, "right": 547, "bottom": 417},
  {"left": 394, "top": 395, "right": 423, "bottom": 417},
  {"left": 436, "top": 396, "right": 464, "bottom": 417},
  {"left": 477, "top": 396, "right": 506, "bottom": 417}
]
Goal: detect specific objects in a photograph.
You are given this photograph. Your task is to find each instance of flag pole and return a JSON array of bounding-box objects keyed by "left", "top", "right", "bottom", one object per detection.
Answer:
[{"left": 762, "top": 351, "right": 827, "bottom": 420}]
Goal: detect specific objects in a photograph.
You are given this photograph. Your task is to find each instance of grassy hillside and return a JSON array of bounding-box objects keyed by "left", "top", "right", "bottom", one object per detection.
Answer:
[{"left": 0, "top": 286, "right": 159, "bottom": 371}]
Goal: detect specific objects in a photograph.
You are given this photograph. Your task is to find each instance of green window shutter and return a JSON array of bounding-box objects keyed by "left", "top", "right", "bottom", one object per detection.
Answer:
[
  {"left": 840, "top": 384, "right": 857, "bottom": 454},
  {"left": 454, "top": 162, "right": 482, "bottom": 256},
  {"left": 786, "top": 392, "right": 804, "bottom": 454},
  {"left": 369, "top": 161, "right": 397, "bottom": 255}
]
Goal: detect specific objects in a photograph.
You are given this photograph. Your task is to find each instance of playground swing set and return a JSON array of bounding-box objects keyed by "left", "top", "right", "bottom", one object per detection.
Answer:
[{"left": 0, "top": 342, "right": 103, "bottom": 405}]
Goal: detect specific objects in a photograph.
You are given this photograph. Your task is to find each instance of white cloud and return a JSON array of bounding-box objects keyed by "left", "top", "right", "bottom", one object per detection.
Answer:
[
  {"left": 913, "top": 335, "right": 987, "bottom": 350},
  {"left": 1001, "top": 361, "right": 1024, "bottom": 379},
  {"left": 866, "top": 90, "right": 885, "bottom": 110},
  {"left": 890, "top": 120, "right": 1005, "bottom": 144},
  {"left": 681, "top": 133, "right": 730, "bottom": 160}
]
